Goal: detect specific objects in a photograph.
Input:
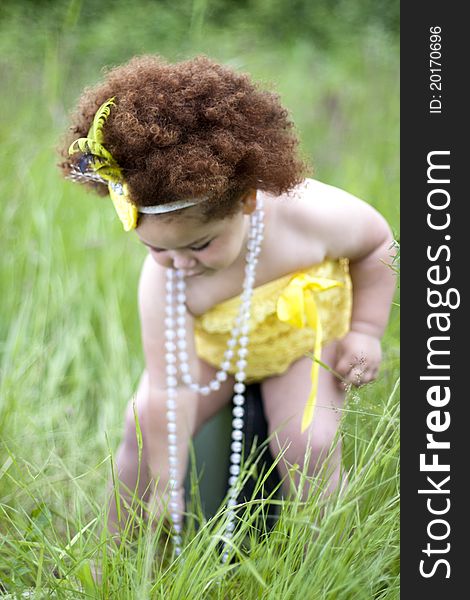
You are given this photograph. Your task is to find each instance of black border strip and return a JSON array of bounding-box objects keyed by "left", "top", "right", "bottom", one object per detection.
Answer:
[{"left": 401, "top": 3, "right": 466, "bottom": 595}]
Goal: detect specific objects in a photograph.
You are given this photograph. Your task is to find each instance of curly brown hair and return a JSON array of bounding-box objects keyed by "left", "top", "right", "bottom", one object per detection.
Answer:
[{"left": 58, "top": 55, "right": 308, "bottom": 221}]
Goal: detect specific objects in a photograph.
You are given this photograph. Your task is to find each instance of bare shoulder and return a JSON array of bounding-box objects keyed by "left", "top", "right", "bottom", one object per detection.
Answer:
[{"left": 272, "top": 178, "right": 393, "bottom": 261}]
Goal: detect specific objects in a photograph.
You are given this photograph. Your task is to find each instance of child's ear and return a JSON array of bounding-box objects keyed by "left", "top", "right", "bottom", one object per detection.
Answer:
[{"left": 241, "top": 189, "right": 257, "bottom": 215}]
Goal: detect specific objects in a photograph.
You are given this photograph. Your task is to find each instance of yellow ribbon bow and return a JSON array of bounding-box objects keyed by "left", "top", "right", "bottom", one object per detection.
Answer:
[
  {"left": 68, "top": 97, "right": 138, "bottom": 231},
  {"left": 276, "top": 273, "right": 343, "bottom": 433}
]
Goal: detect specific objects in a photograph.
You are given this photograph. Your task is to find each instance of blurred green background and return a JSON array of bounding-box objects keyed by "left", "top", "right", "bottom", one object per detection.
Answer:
[{"left": 0, "top": 0, "right": 399, "bottom": 594}]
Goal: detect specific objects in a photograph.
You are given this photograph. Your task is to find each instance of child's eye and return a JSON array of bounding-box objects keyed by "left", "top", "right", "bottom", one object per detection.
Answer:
[{"left": 190, "top": 240, "right": 212, "bottom": 252}]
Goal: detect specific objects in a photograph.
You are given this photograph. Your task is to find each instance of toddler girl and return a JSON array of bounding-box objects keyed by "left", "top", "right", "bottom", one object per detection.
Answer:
[{"left": 59, "top": 55, "right": 396, "bottom": 554}]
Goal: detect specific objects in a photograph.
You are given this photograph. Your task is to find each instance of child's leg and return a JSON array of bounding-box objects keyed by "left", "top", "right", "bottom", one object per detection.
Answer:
[
  {"left": 261, "top": 342, "right": 346, "bottom": 501},
  {"left": 107, "top": 364, "right": 235, "bottom": 536},
  {"left": 107, "top": 371, "right": 151, "bottom": 537}
]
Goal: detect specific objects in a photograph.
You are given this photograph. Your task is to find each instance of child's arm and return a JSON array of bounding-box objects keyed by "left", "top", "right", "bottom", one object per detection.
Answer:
[
  {"left": 138, "top": 255, "right": 199, "bottom": 511},
  {"left": 304, "top": 180, "right": 397, "bottom": 387}
]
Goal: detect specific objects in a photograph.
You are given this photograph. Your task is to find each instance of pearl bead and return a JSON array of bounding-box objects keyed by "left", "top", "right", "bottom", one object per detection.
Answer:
[
  {"left": 168, "top": 434, "right": 177, "bottom": 444},
  {"left": 165, "top": 317, "right": 175, "bottom": 328},
  {"left": 165, "top": 330, "right": 176, "bottom": 340},
  {"left": 177, "top": 305, "right": 186, "bottom": 315},
  {"left": 232, "top": 406, "right": 244, "bottom": 418},
  {"left": 239, "top": 336, "right": 248, "bottom": 347},
  {"left": 168, "top": 445, "right": 178, "bottom": 455},
  {"left": 238, "top": 348, "right": 248, "bottom": 358},
  {"left": 167, "top": 411, "right": 176, "bottom": 422},
  {"left": 227, "top": 338, "right": 237, "bottom": 348},
  {"left": 200, "top": 386, "right": 210, "bottom": 396},
  {"left": 232, "top": 418, "right": 244, "bottom": 430},
  {"left": 232, "top": 430, "right": 243, "bottom": 441},
  {"left": 180, "top": 363, "right": 189, "bottom": 374},
  {"left": 167, "top": 423, "right": 176, "bottom": 433},
  {"left": 209, "top": 380, "right": 221, "bottom": 391},
  {"left": 166, "top": 353, "right": 176, "bottom": 363},
  {"left": 216, "top": 371, "right": 228, "bottom": 382},
  {"left": 241, "top": 325, "right": 250, "bottom": 335},
  {"left": 166, "top": 365, "right": 177, "bottom": 375},
  {"left": 173, "top": 523, "right": 182, "bottom": 534},
  {"left": 177, "top": 293, "right": 185, "bottom": 303},
  {"left": 226, "top": 522, "right": 235, "bottom": 532},
  {"left": 224, "top": 349, "right": 234, "bottom": 360},
  {"left": 221, "top": 361, "right": 231, "bottom": 371},
  {"left": 178, "top": 351, "right": 188, "bottom": 362},
  {"left": 177, "top": 340, "right": 187, "bottom": 350},
  {"left": 166, "top": 400, "right": 176, "bottom": 410},
  {"left": 227, "top": 498, "right": 237, "bottom": 507},
  {"left": 165, "top": 341, "right": 176, "bottom": 352},
  {"left": 231, "top": 441, "right": 242, "bottom": 453},
  {"left": 189, "top": 383, "right": 199, "bottom": 392},
  {"left": 166, "top": 376, "right": 177, "bottom": 387},
  {"left": 229, "top": 464, "right": 240, "bottom": 476},
  {"left": 233, "top": 394, "right": 245, "bottom": 406},
  {"left": 182, "top": 373, "right": 192, "bottom": 384},
  {"left": 236, "top": 359, "right": 247, "bottom": 370},
  {"left": 169, "top": 456, "right": 178, "bottom": 466},
  {"left": 176, "top": 328, "right": 186, "bottom": 339},
  {"left": 176, "top": 316, "right": 186, "bottom": 327},
  {"left": 228, "top": 475, "right": 238, "bottom": 487},
  {"left": 235, "top": 372, "right": 246, "bottom": 382},
  {"left": 234, "top": 383, "right": 245, "bottom": 394},
  {"left": 230, "top": 453, "right": 241, "bottom": 464}
]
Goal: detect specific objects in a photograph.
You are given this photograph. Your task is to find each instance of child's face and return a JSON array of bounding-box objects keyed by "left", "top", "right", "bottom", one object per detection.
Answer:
[{"left": 136, "top": 208, "right": 249, "bottom": 277}]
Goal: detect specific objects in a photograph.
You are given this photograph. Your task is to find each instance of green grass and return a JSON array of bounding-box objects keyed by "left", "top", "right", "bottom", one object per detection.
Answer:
[{"left": 0, "top": 2, "right": 399, "bottom": 597}]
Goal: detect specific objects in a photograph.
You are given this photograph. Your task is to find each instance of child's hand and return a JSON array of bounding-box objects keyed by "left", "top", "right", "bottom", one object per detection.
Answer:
[{"left": 334, "top": 330, "right": 382, "bottom": 389}]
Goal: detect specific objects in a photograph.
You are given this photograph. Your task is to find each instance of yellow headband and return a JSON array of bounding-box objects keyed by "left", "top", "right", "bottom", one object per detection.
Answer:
[{"left": 68, "top": 97, "right": 138, "bottom": 231}]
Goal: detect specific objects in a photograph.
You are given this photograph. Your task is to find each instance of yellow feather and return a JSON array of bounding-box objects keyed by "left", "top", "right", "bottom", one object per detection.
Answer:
[
  {"left": 87, "top": 97, "right": 116, "bottom": 144},
  {"left": 68, "top": 138, "right": 118, "bottom": 168}
]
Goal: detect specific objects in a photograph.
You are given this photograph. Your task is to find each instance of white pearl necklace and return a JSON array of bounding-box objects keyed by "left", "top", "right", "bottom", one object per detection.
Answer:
[{"left": 164, "top": 198, "right": 264, "bottom": 560}]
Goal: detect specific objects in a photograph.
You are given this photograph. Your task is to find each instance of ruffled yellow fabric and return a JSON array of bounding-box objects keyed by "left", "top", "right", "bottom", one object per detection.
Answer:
[{"left": 194, "top": 258, "right": 352, "bottom": 383}]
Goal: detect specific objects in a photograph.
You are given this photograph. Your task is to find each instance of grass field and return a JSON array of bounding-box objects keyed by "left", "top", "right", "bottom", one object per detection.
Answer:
[{"left": 0, "top": 2, "right": 399, "bottom": 597}]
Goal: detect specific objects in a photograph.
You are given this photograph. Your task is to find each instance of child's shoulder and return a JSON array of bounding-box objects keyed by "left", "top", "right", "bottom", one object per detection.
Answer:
[
  {"left": 267, "top": 177, "right": 365, "bottom": 240},
  {"left": 270, "top": 177, "right": 364, "bottom": 221},
  {"left": 266, "top": 177, "right": 388, "bottom": 261}
]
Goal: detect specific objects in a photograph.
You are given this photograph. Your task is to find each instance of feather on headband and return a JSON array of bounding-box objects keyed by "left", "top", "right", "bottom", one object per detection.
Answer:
[{"left": 68, "top": 97, "right": 208, "bottom": 230}]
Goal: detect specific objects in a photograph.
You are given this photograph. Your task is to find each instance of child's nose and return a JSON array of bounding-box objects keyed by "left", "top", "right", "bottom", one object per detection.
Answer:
[{"left": 171, "top": 252, "right": 197, "bottom": 270}]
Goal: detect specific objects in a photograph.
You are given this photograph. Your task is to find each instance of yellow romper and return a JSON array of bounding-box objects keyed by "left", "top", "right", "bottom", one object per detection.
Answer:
[{"left": 194, "top": 258, "right": 352, "bottom": 382}]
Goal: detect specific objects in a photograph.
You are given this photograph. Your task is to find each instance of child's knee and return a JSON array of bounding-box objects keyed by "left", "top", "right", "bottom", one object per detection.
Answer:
[
  {"left": 269, "top": 421, "right": 341, "bottom": 472},
  {"left": 308, "top": 426, "right": 342, "bottom": 463}
]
